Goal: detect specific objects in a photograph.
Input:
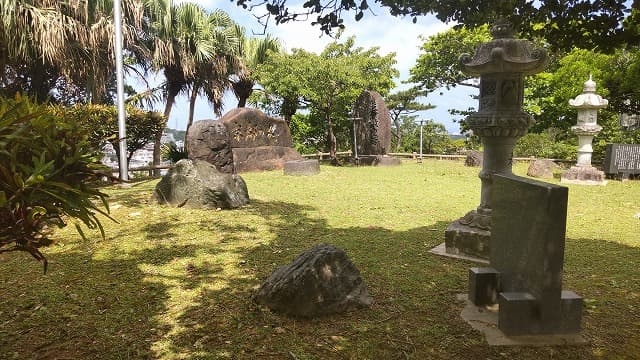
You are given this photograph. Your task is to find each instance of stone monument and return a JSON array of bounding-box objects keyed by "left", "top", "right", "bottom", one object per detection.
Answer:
[
  {"left": 186, "top": 108, "right": 304, "bottom": 173},
  {"left": 467, "top": 174, "right": 582, "bottom": 337},
  {"left": 444, "top": 20, "right": 548, "bottom": 259},
  {"left": 561, "top": 76, "right": 608, "bottom": 185},
  {"left": 351, "top": 90, "right": 399, "bottom": 166}
]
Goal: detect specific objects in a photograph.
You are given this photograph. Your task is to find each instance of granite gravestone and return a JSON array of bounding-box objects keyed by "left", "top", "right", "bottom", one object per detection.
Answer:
[
  {"left": 468, "top": 174, "right": 582, "bottom": 336},
  {"left": 604, "top": 144, "right": 640, "bottom": 177}
]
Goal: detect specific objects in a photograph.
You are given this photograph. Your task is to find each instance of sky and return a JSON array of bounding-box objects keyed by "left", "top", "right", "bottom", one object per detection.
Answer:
[{"left": 157, "top": 0, "right": 478, "bottom": 134}]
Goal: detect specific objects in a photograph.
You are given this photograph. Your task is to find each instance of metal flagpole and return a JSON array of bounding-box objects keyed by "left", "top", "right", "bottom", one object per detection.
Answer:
[
  {"left": 419, "top": 120, "right": 424, "bottom": 163},
  {"left": 114, "top": 0, "right": 128, "bottom": 181}
]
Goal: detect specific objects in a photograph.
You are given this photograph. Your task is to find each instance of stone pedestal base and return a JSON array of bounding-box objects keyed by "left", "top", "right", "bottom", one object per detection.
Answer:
[
  {"left": 561, "top": 166, "right": 607, "bottom": 185},
  {"left": 445, "top": 216, "right": 490, "bottom": 259},
  {"left": 283, "top": 160, "right": 320, "bottom": 176},
  {"left": 356, "top": 155, "right": 401, "bottom": 167}
]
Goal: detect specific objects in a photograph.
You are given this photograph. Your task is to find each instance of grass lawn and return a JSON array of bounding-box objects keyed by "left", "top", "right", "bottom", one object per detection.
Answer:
[{"left": 1, "top": 159, "right": 639, "bottom": 359}]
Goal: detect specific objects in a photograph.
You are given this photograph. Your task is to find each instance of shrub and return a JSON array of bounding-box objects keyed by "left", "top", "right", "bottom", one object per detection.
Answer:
[
  {"left": 514, "top": 132, "right": 577, "bottom": 159},
  {"left": 161, "top": 142, "right": 188, "bottom": 163},
  {"left": 0, "top": 95, "right": 113, "bottom": 272},
  {"left": 65, "top": 104, "right": 165, "bottom": 167}
]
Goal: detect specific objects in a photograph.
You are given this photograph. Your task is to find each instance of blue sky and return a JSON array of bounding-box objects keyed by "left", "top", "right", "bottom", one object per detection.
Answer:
[{"left": 157, "top": 0, "right": 478, "bottom": 134}]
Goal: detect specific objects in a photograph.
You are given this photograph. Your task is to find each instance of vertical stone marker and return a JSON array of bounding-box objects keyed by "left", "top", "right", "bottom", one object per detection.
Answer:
[
  {"left": 468, "top": 174, "right": 582, "bottom": 337},
  {"left": 444, "top": 20, "right": 548, "bottom": 259},
  {"left": 561, "top": 76, "right": 608, "bottom": 185}
]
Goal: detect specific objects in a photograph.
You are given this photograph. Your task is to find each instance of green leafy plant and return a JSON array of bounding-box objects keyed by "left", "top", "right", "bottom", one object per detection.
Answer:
[
  {"left": 65, "top": 104, "right": 166, "bottom": 167},
  {"left": 0, "top": 95, "right": 113, "bottom": 272},
  {"left": 161, "top": 141, "right": 188, "bottom": 163}
]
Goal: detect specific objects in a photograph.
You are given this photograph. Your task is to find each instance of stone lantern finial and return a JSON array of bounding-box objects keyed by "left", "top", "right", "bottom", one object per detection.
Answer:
[{"left": 583, "top": 74, "right": 596, "bottom": 93}]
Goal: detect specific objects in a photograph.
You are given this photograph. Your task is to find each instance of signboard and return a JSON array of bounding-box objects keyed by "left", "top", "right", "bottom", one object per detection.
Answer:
[{"left": 604, "top": 144, "right": 640, "bottom": 175}]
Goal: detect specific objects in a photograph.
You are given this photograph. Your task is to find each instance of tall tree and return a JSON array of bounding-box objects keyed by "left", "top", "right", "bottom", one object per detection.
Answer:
[
  {"left": 256, "top": 36, "right": 398, "bottom": 162},
  {"left": 0, "top": 0, "right": 147, "bottom": 101},
  {"left": 147, "top": 2, "right": 238, "bottom": 172},
  {"left": 237, "top": 0, "right": 639, "bottom": 52},
  {"left": 386, "top": 87, "right": 434, "bottom": 151},
  {"left": 231, "top": 32, "right": 283, "bottom": 108},
  {"left": 185, "top": 13, "right": 243, "bottom": 135},
  {"left": 409, "top": 25, "right": 491, "bottom": 92}
]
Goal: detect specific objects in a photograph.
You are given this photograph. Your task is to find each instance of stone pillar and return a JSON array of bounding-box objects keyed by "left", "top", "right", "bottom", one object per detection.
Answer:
[
  {"left": 561, "top": 76, "right": 608, "bottom": 185},
  {"left": 444, "top": 20, "right": 548, "bottom": 259}
]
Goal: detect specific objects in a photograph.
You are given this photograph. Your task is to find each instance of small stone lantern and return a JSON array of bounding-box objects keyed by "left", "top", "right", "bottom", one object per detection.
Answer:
[
  {"left": 444, "top": 20, "right": 548, "bottom": 259},
  {"left": 561, "top": 76, "right": 608, "bottom": 185}
]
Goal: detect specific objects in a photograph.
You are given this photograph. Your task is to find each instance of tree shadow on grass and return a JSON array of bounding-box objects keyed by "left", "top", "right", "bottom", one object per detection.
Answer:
[{"left": 2, "top": 198, "right": 638, "bottom": 359}]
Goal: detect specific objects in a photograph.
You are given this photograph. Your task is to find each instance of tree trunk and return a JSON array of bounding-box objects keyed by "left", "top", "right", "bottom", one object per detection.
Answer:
[
  {"left": 153, "top": 93, "right": 175, "bottom": 176},
  {"left": 392, "top": 115, "right": 402, "bottom": 151},
  {"left": 185, "top": 85, "right": 198, "bottom": 152},
  {"left": 327, "top": 115, "right": 338, "bottom": 164}
]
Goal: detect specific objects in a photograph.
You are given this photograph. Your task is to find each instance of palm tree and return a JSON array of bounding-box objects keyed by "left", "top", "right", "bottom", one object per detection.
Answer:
[
  {"left": 231, "top": 32, "right": 283, "bottom": 108},
  {"left": 0, "top": 0, "right": 147, "bottom": 101},
  {"left": 185, "top": 13, "right": 243, "bottom": 136},
  {"left": 147, "top": 1, "right": 227, "bottom": 172}
]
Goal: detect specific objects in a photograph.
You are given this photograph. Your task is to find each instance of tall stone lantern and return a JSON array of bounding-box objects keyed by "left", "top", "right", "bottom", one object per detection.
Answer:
[
  {"left": 444, "top": 20, "right": 548, "bottom": 259},
  {"left": 561, "top": 76, "right": 608, "bottom": 185}
]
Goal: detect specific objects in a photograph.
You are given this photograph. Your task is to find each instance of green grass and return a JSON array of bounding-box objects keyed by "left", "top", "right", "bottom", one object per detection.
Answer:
[{"left": 1, "top": 159, "right": 639, "bottom": 359}]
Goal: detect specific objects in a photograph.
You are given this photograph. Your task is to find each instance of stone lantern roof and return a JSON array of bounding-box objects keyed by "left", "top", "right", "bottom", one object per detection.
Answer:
[
  {"left": 459, "top": 20, "right": 548, "bottom": 76},
  {"left": 568, "top": 75, "right": 609, "bottom": 109}
]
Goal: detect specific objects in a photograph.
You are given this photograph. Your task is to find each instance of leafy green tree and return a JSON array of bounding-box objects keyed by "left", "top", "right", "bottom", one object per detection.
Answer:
[
  {"left": 386, "top": 87, "right": 434, "bottom": 151},
  {"left": 391, "top": 115, "right": 419, "bottom": 153},
  {"left": 409, "top": 25, "right": 490, "bottom": 92},
  {"left": 256, "top": 36, "right": 398, "bottom": 162},
  {"left": 0, "top": 95, "right": 112, "bottom": 271},
  {"left": 65, "top": 105, "right": 166, "bottom": 167},
  {"left": 238, "top": 0, "right": 639, "bottom": 52},
  {"left": 231, "top": 32, "right": 283, "bottom": 108}
]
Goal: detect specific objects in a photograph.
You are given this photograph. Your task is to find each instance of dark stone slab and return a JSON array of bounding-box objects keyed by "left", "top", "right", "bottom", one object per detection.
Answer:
[
  {"left": 155, "top": 159, "right": 249, "bottom": 209},
  {"left": 186, "top": 120, "right": 234, "bottom": 173},
  {"left": 491, "top": 175, "right": 567, "bottom": 297},
  {"left": 352, "top": 91, "right": 392, "bottom": 155},
  {"left": 254, "top": 244, "right": 372, "bottom": 318},
  {"left": 232, "top": 146, "right": 303, "bottom": 173},
  {"left": 283, "top": 160, "right": 320, "bottom": 176},
  {"left": 604, "top": 143, "right": 640, "bottom": 175},
  {"left": 478, "top": 174, "right": 583, "bottom": 336},
  {"left": 469, "top": 267, "right": 499, "bottom": 306}
]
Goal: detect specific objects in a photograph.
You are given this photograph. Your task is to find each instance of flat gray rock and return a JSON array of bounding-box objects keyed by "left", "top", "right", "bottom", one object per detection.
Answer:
[{"left": 254, "top": 244, "right": 372, "bottom": 317}]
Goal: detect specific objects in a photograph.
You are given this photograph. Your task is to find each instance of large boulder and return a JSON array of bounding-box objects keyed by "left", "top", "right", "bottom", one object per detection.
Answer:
[
  {"left": 220, "top": 108, "right": 293, "bottom": 148},
  {"left": 527, "top": 159, "right": 559, "bottom": 179},
  {"left": 352, "top": 90, "right": 392, "bottom": 155},
  {"left": 254, "top": 244, "right": 372, "bottom": 318},
  {"left": 155, "top": 159, "right": 249, "bottom": 209},
  {"left": 465, "top": 150, "right": 484, "bottom": 167},
  {"left": 186, "top": 120, "right": 234, "bottom": 173}
]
